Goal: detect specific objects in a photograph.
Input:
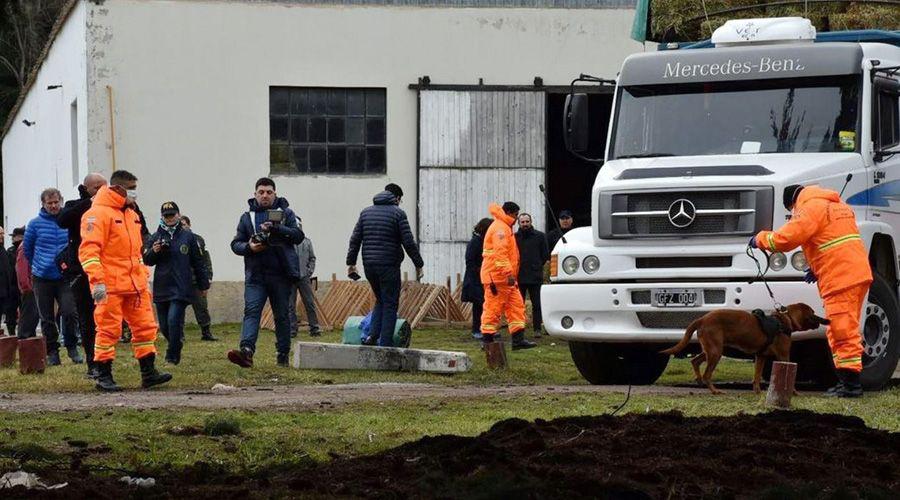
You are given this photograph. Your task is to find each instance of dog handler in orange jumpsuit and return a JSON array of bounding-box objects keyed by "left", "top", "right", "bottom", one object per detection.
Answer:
[
  {"left": 480, "top": 202, "right": 536, "bottom": 350},
  {"left": 752, "top": 184, "right": 872, "bottom": 398},
  {"left": 79, "top": 170, "right": 172, "bottom": 392}
]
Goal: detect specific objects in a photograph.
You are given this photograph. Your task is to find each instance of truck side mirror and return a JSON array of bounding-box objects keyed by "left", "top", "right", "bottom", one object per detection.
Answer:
[{"left": 564, "top": 93, "right": 590, "bottom": 154}]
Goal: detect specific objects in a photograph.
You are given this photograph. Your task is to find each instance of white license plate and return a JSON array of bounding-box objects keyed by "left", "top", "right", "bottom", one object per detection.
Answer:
[{"left": 652, "top": 288, "right": 702, "bottom": 307}]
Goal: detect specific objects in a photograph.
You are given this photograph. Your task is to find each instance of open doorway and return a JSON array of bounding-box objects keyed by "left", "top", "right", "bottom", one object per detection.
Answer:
[{"left": 545, "top": 91, "right": 613, "bottom": 232}]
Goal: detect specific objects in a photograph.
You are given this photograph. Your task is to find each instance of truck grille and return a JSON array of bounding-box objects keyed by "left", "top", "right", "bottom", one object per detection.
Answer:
[
  {"left": 637, "top": 311, "right": 707, "bottom": 329},
  {"left": 598, "top": 187, "right": 773, "bottom": 238},
  {"left": 635, "top": 256, "right": 732, "bottom": 268}
]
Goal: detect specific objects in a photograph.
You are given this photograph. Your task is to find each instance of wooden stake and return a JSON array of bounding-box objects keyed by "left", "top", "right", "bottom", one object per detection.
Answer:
[
  {"left": 484, "top": 341, "right": 508, "bottom": 370},
  {"left": 766, "top": 361, "right": 798, "bottom": 408}
]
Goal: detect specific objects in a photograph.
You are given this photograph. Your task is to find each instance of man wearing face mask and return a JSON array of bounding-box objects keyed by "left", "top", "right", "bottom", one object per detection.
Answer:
[
  {"left": 228, "top": 177, "right": 305, "bottom": 368},
  {"left": 515, "top": 213, "right": 549, "bottom": 339},
  {"left": 79, "top": 170, "right": 171, "bottom": 392},
  {"left": 58, "top": 172, "right": 107, "bottom": 378},
  {"left": 143, "top": 202, "right": 209, "bottom": 365}
]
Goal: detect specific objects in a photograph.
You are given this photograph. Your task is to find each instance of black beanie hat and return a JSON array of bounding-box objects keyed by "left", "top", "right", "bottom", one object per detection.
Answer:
[{"left": 783, "top": 185, "right": 804, "bottom": 210}]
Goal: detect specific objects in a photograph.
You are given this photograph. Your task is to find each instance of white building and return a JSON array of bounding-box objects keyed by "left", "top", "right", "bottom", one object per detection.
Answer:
[{"left": 2, "top": 0, "right": 642, "bottom": 321}]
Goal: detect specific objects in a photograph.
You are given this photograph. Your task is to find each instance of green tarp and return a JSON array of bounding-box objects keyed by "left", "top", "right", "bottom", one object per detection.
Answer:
[{"left": 630, "top": 0, "right": 650, "bottom": 42}]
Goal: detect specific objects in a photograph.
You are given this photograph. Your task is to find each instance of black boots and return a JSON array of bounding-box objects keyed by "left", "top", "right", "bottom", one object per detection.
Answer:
[
  {"left": 85, "top": 361, "right": 100, "bottom": 380},
  {"left": 67, "top": 346, "right": 84, "bottom": 364},
  {"left": 47, "top": 350, "right": 61, "bottom": 366},
  {"left": 139, "top": 354, "right": 173, "bottom": 389},
  {"left": 276, "top": 352, "right": 289, "bottom": 367},
  {"left": 511, "top": 331, "right": 537, "bottom": 350},
  {"left": 825, "top": 369, "right": 863, "bottom": 398},
  {"left": 200, "top": 327, "right": 218, "bottom": 342},
  {"left": 95, "top": 360, "right": 122, "bottom": 392}
]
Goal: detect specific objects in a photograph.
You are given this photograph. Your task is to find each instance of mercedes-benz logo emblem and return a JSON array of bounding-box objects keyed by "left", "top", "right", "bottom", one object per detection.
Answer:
[{"left": 668, "top": 199, "right": 697, "bottom": 228}]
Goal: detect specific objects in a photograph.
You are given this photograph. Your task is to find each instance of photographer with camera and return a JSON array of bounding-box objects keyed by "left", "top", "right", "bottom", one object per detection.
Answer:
[
  {"left": 228, "top": 178, "right": 304, "bottom": 368},
  {"left": 143, "top": 202, "right": 210, "bottom": 365}
]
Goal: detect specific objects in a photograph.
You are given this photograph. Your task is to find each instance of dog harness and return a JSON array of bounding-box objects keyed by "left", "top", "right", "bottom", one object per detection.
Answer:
[{"left": 751, "top": 309, "right": 789, "bottom": 355}]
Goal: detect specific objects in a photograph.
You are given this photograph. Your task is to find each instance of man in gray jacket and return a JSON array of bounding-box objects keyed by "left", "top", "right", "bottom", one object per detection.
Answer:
[{"left": 290, "top": 233, "right": 321, "bottom": 337}]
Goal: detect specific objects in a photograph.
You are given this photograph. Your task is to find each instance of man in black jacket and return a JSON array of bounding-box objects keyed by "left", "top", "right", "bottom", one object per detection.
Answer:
[
  {"left": 546, "top": 209, "right": 574, "bottom": 251},
  {"left": 57, "top": 172, "right": 107, "bottom": 378},
  {"left": 0, "top": 226, "right": 17, "bottom": 336},
  {"left": 180, "top": 215, "right": 217, "bottom": 341},
  {"left": 347, "top": 184, "right": 423, "bottom": 347},
  {"left": 515, "top": 213, "right": 549, "bottom": 338},
  {"left": 228, "top": 177, "right": 305, "bottom": 368}
]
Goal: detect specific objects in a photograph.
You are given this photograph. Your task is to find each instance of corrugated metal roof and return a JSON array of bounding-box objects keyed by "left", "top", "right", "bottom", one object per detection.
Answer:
[{"left": 245, "top": 0, "right": 636, "bottom": 8}]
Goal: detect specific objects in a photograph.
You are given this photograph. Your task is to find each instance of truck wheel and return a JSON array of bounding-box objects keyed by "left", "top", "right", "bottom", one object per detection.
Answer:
[
  {"left": 569, "top": 342, "right": 669, "bottom": 385},
  {"left": 860, "top": 274, "right": 900, "bottom": 390},
  {"left": 765, "top": 340, "right": 836, "bottom": 388}
]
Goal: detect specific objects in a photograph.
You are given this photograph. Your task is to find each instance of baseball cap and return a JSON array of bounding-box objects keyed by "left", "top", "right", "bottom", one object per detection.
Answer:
[
  {"left": 558, "top": 210, "right": 573, "bottom": 219},
  {"left": 160, "top": 201, "right": 180, "bottom": 216}
]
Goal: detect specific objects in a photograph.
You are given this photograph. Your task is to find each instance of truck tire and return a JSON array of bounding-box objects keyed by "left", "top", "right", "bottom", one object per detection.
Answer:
[
  {"left": 764, "top": 339, "right": 836, "bottom": 388},
  {"left": 569, "top": 342, "right": 669, "bottom": 385},
  {"left": 860, "top": 274, "right": 900, "bottom": 390}
]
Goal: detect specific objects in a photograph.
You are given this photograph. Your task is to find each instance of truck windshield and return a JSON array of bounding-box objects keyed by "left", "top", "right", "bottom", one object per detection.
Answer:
[{"left": 610, "top": 75, "right": 860, "bottom": 159}]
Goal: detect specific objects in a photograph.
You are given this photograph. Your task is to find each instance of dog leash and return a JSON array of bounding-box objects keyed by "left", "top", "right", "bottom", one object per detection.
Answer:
[{"left": 746, "top": 245, "right": 786, "bottom": 313}]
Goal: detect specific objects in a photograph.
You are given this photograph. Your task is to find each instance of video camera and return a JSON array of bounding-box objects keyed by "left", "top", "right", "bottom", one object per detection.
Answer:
[{"left": 250, "top": 209, "right": 284, "bottom": 245}]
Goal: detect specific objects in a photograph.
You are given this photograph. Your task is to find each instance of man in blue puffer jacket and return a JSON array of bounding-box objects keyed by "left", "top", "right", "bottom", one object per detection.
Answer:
[
  {"left": 346, "top": 184, "right": 424, "bottom": 347},
  {"left": 227, "top": 178, "right": 305, "bottom": 368},
  {"left": 23, "top": 188, "right": 83, "bottom": 366},
  {"left": 144, "top": 202, "right": 210, "bottom": 365}
]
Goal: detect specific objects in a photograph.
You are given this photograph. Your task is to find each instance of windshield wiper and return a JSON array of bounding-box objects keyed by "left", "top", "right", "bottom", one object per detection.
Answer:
[{"left": 615, "top": 153, "right": 675, "bottom": 159}]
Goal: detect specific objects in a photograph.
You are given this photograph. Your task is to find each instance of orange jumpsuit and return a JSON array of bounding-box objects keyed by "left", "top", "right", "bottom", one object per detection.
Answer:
[
  {"left": 756, "top": 186, "right": 872, "bottom": 373},
  {"left": 480, "top": 203, "right": 526, "bottom": 336},
  {"left": 79, "top": 186, "right": 158, "bottom": 362}
]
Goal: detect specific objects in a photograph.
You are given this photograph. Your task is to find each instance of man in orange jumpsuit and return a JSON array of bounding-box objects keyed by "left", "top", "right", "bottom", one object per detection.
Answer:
[
  {"left": 480, "top": 202, "right": 536, "bottom": 350},
  {"left": 753, "top": 184, "right": 871, "bottom": 398},
  {"left": 79, "top": 170, "right": 171, "bottom": 392}
]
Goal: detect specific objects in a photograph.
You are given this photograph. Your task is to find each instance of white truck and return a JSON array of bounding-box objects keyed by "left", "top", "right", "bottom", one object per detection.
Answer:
[{"left": 543, "top": 18, "right": 900, "bottom": 389}]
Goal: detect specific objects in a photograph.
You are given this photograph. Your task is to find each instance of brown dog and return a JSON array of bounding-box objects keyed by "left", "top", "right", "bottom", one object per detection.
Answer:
[{"left": 660, "top": 303, "right": 829, "bottom": 394}]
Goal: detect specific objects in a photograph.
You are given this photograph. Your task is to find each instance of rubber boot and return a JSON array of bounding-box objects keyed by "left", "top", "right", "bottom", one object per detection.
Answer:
[
  {"left": 67, "top": 346, "right": 84, "bottom": 364},
  {"left": 95, "top": 361, "right": 122, "bottom": 392},
  {"left": 825, "top": 369, "right": 863, "bottom": 398},
  {"left": 200, "top": 327, "right": 218, "bottom": 342},
  {"left": 85, "top": 360, "right": 100, "bottom": 380},
  {"left": 139, "top": 354, "right": 173, "bottom": 389},
  {"left": 511, "top": 331, "right": 537, "bottom": 350}
]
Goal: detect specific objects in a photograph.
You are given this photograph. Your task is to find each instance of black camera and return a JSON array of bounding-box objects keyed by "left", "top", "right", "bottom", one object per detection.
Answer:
[
  {"left": 158, "top": 238, "right": 170, "bottom": 249},
  {"left": 250, "top": 232, "right": 269, "bottom": 245}
]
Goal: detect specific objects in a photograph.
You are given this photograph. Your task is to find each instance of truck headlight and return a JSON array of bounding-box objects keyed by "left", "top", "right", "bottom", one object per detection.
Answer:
[
  {"left": 583, "top": 255, "right": 600, "bottom": 274},
  {"left": 769, "top": 252, "right": 787, "bottom": 271},
  {"left": 562, "top": 256, "right": 579, "bottom": 275},
  {"left": 791, "top": 251, "right": 807, "bottom": 271}
]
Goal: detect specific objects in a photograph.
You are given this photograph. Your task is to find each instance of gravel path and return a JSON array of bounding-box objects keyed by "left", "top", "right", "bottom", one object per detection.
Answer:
[{"left": 0, "top": 383, "right": 707, "bottom": 412}]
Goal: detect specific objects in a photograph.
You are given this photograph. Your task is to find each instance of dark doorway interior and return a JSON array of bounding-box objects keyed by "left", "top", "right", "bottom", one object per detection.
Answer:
[{"left": 545, "top": 91, "right": 613, "bottom": 232}]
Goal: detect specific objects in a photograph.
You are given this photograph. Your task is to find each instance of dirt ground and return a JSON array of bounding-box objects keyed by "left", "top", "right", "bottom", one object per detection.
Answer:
[
  {"left": 0, "top": 383, "right": 698, "bottom": 412},
  {"left": 8, "top": 410, "right": 899, "bottom": 499}
]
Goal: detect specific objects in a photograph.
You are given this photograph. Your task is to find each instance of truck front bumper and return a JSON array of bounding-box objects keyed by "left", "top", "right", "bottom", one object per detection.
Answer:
[{"left": 541, "top": 281, "right": 826, "bottom": 342}]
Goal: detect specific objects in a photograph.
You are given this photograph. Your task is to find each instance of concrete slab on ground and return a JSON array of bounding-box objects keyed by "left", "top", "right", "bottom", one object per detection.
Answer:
[{"left": 293, "top": 342, "right": 471, "bottom": 373}]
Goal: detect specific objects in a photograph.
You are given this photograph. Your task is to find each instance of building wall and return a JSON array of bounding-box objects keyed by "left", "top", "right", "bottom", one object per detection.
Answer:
[
  {"left": 2, "top": 1, "right": 88, "bottom": 237},
  {"left": 8, "top": 0, "right": 642, "bottom": 322}
]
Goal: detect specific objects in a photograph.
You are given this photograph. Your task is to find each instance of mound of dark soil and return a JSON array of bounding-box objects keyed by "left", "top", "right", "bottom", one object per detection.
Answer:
[{"left": 11, "top": 410, "right": 900, "bottom": 499}]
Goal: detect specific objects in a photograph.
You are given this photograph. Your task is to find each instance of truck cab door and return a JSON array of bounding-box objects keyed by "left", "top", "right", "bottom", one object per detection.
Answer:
[{"left": 868, "top": 74, "right": 900, "bottom": 225}]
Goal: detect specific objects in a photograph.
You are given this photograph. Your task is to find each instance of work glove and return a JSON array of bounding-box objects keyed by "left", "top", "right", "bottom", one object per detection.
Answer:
[
  {"left": 748, "top": 235, "right": 758, "bottom": 249},
  {"left": 804, "top": 269, "right": 817, "bottom": 283},
  {"left": 92, "top": 284, "right": 107, "bottom": 303}
]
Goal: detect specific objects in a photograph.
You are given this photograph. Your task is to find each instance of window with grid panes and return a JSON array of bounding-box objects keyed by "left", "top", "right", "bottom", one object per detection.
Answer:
[{"left": 269, "top": 87, "right": 386, "bottom": 175}]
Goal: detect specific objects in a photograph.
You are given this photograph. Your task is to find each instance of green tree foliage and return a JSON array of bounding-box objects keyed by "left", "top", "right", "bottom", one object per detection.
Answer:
[
  {"left": 0, "top": 0, "right": 67, "bottom": 130},
  {"left": 651, "top": 0, "right": 900, "bottom": 42}
]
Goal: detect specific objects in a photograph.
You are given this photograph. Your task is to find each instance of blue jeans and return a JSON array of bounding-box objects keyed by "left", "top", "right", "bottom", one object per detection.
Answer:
[
  {"left": 364, "top": 266, "right": 401, "bottom": 347},
  {"left": 156, "top": 300, "right": 188, "bottom": 362},
  {"left": 240, "top": 276, "right": 293, "bottom": 355}
]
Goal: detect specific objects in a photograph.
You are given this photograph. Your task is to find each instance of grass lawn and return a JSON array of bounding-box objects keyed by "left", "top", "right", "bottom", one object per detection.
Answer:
[{"left": 0, "top": 324, "right": 756, "bottom": 393}]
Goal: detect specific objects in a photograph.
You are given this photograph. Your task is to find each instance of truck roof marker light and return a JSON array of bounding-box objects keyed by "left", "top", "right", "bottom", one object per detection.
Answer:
[{"left": 712, "top": 17, "right": 815, "bottom": 47}]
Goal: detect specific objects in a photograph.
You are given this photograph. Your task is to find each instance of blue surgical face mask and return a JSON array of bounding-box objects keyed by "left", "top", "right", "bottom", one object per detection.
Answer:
[{"left": 127, "top": 189, "right": 138, "bottom": 201}]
